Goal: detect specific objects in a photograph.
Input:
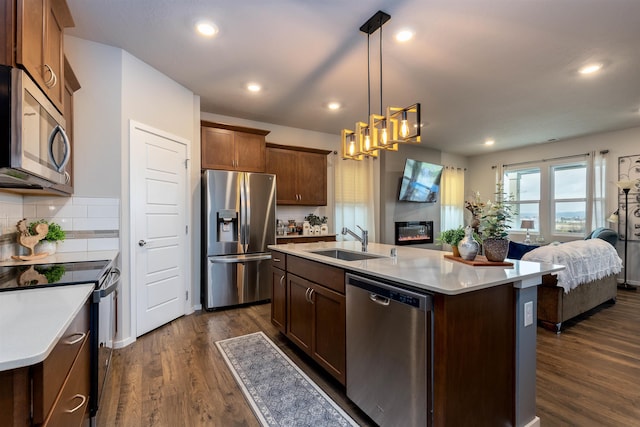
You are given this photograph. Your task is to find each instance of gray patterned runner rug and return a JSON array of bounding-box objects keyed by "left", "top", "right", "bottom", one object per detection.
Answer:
[{"left": 215, "top": 331, "right": 359, "bottom": 427}]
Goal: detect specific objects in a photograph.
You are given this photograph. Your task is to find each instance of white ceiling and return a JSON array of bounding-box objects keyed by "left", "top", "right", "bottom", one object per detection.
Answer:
[{"left": 65, "top": 0, "right": 640, "bottom": 155}]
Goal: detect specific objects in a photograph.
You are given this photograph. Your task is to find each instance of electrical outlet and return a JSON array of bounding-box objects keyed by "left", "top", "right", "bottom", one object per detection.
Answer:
[{"left": 524, "top": 301, "right": 534, "bottom": 327}]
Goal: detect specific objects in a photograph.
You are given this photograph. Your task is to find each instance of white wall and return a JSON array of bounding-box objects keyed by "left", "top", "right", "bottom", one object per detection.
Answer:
[
  {"left": 65, "top": 36, "right": 199, "bottom": 347},
  {"left": 65, "top": 37, "right": 122, "bottom": 198}
]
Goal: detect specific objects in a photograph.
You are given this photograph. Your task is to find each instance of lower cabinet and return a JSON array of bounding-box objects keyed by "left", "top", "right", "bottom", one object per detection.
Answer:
[
  {"left": 270, "top": 252, "right": 346, "bottom": 385},
  {"left": 0, "top": 299, "right": 90, "bottom": 427},
  {"left": 270, "top": 264, "right": 287, "bottom": 334}
]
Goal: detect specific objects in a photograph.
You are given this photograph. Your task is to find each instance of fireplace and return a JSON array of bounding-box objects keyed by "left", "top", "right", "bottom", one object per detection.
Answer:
[{"left": 394, "top": 221, "right": 433, "bottom": 245}]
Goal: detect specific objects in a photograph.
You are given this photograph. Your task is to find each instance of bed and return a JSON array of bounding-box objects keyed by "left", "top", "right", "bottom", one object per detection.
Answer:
[{"left": 514, "top": 235, "right": 622, "bottom": 333}]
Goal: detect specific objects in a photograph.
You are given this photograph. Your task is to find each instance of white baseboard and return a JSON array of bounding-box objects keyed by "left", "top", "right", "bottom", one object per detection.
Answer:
[{"left": 523, "top": 416, "right": 541, "bottom": 427}]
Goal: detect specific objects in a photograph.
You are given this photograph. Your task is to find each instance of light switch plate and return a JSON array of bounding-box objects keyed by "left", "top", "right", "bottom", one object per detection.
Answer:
[{"left": 524, "top": 301, "right": 533, "bottom": 327}]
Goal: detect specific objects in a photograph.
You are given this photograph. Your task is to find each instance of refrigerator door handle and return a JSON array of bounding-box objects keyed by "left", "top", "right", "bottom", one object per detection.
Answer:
[
  {"left": 208, "top": 253, "right": 272, "bottom": 264},
  {"left": 244, "top": 175, "right": 251, "bottom": 253},
  {"left": 240, "top": 173, "right": 249, "bottom": 253}
]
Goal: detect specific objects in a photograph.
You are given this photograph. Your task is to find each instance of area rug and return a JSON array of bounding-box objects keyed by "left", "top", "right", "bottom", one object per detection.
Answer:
[{"left": 215, "top": 332, "right": 359, "bottom": 427}]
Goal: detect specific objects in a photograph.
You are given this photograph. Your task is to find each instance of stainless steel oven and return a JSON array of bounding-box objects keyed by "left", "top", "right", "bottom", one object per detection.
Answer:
[
  {"left": 0, "top": 65, "right": 71, "bottom": 189},
  {"left": 91, "top": 260, "right": 120, "bottom": 422}
]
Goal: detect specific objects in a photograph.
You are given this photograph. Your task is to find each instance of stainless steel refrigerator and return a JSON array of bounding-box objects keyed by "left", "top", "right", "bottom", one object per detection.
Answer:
[{"left": 202, "top": 170, "right": 276, "bottom": 310}]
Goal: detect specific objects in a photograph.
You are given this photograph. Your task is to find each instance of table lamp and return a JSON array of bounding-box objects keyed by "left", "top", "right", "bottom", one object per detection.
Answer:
[{"left": 520, "top": 220, "right": 534, "bottom": 244}]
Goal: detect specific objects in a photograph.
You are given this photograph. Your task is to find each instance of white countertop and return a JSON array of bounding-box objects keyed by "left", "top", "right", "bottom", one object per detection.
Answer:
[
  {"left": 269, "top": 241, "right": 565, "bottom": 295},
  {"left": 0, "top": 284, "right": 94, "bottom": 371},
  {"left": 0, "top": 250, "right": 119, "bottom": 267}
]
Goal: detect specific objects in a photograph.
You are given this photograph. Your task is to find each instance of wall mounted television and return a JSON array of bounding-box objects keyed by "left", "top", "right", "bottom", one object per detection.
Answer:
[{"left": 398, "top": 158, "right": 444, "bottom": 202}]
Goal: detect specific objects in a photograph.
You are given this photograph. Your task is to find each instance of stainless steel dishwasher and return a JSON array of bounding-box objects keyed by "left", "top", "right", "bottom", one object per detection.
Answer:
[{"left": 346, "top": 273, "right": 433, "bottom": 427}]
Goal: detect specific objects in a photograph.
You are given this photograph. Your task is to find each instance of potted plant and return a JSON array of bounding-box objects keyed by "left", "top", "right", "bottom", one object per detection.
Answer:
[
  {"left": 29, "top": 219, "right": 66, "bottom": 255},
  {"left": 437, "top": 226, "right": 466, "bottom": 257},
  {"left": 480, "top": 182, "right": 516, "bottom": 262}
]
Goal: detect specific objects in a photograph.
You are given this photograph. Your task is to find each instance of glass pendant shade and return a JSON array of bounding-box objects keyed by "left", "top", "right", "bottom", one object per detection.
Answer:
[
  {"left": 387, "top": 103, "right": 421, "bottom": 143},
  {"left": 355, "top": 121, "right": 377, "bottom": 157},
  {"left": 341, "top": 129, "right": 363, "bottom": 160},
  {"left": 370, "top": 114, "right": 398, "bottom": 152}
]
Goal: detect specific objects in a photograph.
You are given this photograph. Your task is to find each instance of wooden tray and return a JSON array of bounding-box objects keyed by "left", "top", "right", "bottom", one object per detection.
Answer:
[{"left": 444, "top": 254, "right": 513, "bottom": 267}]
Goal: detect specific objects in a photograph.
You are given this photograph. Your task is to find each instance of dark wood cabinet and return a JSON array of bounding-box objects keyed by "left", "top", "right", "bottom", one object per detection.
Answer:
[
  {"left": 270, "top": 251, "right": 287, "bottom": 334},
  {"left": 0, "top": 299, "right": 91, "bottom": 427},
  {"left": 201, "top": 121, "right": 270, "bottom": 172},
  {"left": 276, "top": 254, "right": 346, "bottom": 385},
  {"left": 48, "top": 56, "right": 79, "bottom": 195},
  {"left": 266, "top": 143, "right": 331, "bottom": 206},
  {"left": 15, "top": 0, "right": 74, "bottom": 112}
]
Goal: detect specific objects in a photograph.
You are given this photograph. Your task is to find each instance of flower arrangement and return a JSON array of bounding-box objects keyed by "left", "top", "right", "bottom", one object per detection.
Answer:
[
  {"left": 465, "top": 191, "right": 485, "bottom": 233},
  {"left": 480, "top": 182, "right": 516, "bottom": 240}
]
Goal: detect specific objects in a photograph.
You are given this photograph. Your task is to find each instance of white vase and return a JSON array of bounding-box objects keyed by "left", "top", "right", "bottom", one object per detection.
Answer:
[
  {"left": 313, "top": 225, "right": 321, "bottom": 235},
  {"left": 320, "top": 224, "right": 328, "bottom": 235},
  {"left": 35, "top": 240, "right": 57, "bottom": 255}
]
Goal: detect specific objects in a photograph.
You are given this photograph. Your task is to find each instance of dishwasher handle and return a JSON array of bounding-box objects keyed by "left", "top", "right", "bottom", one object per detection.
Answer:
[{"left": 369, "top": 293, "right": 390, "bottom": 306}]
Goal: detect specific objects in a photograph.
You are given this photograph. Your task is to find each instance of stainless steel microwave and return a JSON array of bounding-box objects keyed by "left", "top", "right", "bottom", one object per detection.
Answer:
[{"left": 0, "top": 65, "right": 71, "bottom": 189}]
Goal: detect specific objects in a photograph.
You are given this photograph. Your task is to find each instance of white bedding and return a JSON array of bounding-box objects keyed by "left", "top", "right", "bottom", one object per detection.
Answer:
[{"left": 521, "top": 239, "right": 622, "bottom": 293}]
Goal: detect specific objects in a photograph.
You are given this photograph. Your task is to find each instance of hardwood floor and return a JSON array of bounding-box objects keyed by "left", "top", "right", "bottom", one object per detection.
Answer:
[{"left": 98, "top": 290, "right": 640, "bottom": 426}]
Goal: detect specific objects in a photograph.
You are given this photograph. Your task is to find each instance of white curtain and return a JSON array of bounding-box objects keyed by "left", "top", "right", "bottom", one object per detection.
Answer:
[
  {"left": 334, "top": 157, "right": 376, "bottom": 242},
  {"left": 590, "top": 150, "right": 607, "bottom": 230},
  {"left": 440, "top": 166, "right": 465, "bottom": 231}
]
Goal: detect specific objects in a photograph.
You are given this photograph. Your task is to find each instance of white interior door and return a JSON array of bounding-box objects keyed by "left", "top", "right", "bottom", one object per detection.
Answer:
[{"left": 131, "top": 122, "right": 189, "bottom": 337}]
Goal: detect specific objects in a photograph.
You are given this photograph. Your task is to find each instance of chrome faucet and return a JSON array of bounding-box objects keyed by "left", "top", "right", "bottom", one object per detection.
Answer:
[{"left": 342, "top": 225, "right": 368, "bottom": 252}]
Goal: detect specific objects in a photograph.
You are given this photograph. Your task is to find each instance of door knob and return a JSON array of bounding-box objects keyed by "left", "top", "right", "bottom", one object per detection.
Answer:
[{"left": 138, "top": 240, "right": 147, "bottom": 247}]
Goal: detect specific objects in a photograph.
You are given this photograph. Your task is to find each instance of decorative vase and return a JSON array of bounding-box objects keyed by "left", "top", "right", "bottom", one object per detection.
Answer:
[
  {"left": 320, "top": 223, "right": 328, "bottom": 235},
  {"left": 483, "top": 238, "right": 509, "bottom": 262},
  {"left": 313, "top": 225, "right": 321, "bottom": 235},
  {"left": 458, "top": 226, "right": 479, "bottom": 261},
  {"left": 35, "top": 240, "right": 57, "bottom": 255},
  {"left": 303, "top": 221, "right": 311, "bottom": 236}
]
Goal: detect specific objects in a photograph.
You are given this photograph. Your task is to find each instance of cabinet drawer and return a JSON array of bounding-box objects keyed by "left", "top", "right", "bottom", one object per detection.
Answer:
[
  {"left": 271, "top": 251, "right": 286, "bottom": 269},
  {"left": 288, "top": 256, "right": 344, "bottom": 294},
  {"left": 33, "top": 300, "right": 90, "bottom": 424},
  {"left": 44, "top": 335, "right": 90, "bottom": 427}
]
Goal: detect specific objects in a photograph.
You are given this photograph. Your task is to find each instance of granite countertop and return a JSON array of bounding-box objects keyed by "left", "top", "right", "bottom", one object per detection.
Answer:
[
  {"left": 269, "top": 241, "right": 564, "bottom": 295},
  {"left": 0, "top": 284, "right": 94, "bottom": 371}
]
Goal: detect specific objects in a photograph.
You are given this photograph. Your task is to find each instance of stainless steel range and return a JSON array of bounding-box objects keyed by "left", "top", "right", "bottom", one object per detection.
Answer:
[{"left": 0, "top": 257, "right": 120, "bottom": 423}]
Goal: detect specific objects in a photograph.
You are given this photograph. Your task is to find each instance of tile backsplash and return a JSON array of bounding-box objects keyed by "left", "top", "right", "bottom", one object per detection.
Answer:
[{"left": 0, "top": 194, "right": 120, "bottom": 260}]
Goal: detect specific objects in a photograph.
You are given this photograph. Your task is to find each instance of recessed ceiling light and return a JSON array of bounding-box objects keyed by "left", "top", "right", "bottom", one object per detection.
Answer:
[
  {"left": 485, "top": 139, "right": 495, "bottom": 146},
  {"left": 395, "top": 29, "right": 414, "bottom": 42},
  {"left": 578, "top": 63, "right": 603, "bottom": 75},
  {"left": 196, "top": 21, "right": 218, "bottom": 37},
  {"left": 327, "top": 102, "right": 341, "bottom": 111},
  {"left": 246, "top": 82, "right": 262, "bottom": 93}
]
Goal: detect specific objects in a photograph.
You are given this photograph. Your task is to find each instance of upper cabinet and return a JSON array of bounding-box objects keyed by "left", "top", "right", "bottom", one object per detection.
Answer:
[
  {"left": 48, "top": 56, "right": 80, "bottom": 195},
  {"left": 266, "top": 143, "right": 331, "bottom": 206},
  {"left": 201, "top": 121, "right": 270, "bottom": 172},
  {"left": 15, "top": 0, "right": 74, "bottom": 112}
]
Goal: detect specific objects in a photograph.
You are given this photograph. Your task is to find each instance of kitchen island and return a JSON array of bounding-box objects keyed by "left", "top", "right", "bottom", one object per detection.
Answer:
[{"left": 269, "top": 241, "right": 564, "bottom": 427}]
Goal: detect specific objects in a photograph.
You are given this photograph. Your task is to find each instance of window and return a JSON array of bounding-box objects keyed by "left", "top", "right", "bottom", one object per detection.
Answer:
[{"left": 503, "top": 159, "right": 589, "bottom": 240}]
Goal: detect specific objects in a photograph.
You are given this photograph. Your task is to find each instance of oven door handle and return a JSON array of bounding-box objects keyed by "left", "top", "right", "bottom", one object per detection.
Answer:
[{"left": 93, "top": 267, "right": 121, "bottom": 302}]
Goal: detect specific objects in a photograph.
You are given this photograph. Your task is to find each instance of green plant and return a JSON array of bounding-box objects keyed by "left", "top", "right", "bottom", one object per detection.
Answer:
[
  {"left": 480, "top": 182, "right": 517, "bottom": 240},
  {"left": 28, "top": 220, "right": 66, "bottom": 242},
  {"left": 436, "top": 227, "right": 466, "bottom": 246},
  {"left": 304, "top": 213, "right": 327, "bottom": 227}
]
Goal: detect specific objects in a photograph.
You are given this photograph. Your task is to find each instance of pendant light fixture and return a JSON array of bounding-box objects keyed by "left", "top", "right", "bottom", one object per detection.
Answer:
[{"left": 341, "top": 10, "right": 421, "bottom": 160}]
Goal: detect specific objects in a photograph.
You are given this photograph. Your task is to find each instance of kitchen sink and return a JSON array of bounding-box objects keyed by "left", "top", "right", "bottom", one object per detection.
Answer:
[{"left": 309, "top": 249, "right": 385, "bottom": 261}]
